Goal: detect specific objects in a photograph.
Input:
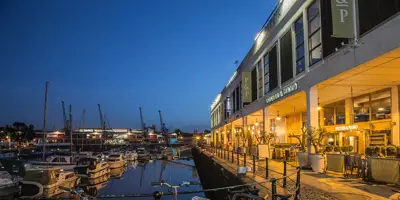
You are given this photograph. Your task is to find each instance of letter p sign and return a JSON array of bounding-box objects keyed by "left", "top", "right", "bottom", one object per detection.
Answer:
[{"left": 339, "top": 9, "right": 348, "bottom": 22}]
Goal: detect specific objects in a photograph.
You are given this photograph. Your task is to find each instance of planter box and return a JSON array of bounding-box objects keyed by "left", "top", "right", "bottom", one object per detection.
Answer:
[
  {"left": 258, "top": 145, "right": 269, "bottom": 159},
  {"left": 326, "top": 154, "right": 345, "bottom": 173},
  {"left": 297, "top": 152, "right": 309, "bottom": 168},
  {"left": 310, "top": 154, "right": 325, "bottom": 173},
  {"left": 370, "top": 157, "right": 400, "bottom": 184}
]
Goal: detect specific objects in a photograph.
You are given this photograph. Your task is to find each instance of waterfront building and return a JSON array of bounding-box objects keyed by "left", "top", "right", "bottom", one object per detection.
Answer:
[{"left": 210, "top": 0, "right": 400, "bottom": 155}]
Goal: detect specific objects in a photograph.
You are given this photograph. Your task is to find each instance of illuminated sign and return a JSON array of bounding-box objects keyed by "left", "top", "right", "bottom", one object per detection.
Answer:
[
  {"left": 335, "top": 125, "right": 358, "bottom": 131},
  {"left": 266, "top": 82, "right": 298, "bottom": 104}
]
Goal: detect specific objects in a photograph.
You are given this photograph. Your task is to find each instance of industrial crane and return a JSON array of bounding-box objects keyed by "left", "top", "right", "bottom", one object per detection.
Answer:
[
  {"left": 139, "top": 107, "right": 145, "bottom": 131},
  {"left": 158, "top": 110, "right": 168, "bottom": 134},
  {"left": 98, "top": 104, "right": 106, "bottom": 149},
  {"left": 61, "top": 101, "right": 69, "bottom": 132}
]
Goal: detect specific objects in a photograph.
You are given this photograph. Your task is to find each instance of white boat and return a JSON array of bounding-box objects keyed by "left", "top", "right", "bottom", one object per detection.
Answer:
[
  {"left": 106, "top": 154, "right": 126, "bottom": 169},
  {"left": 30, "top": 156, "right": 78, "bottom": 170},
  {"left": 74, "top": 157, "right": 110, "bottom": 179},
  {"left": 0, "top": 171, "right": 20, "bottom": 199},
  {"left": 20, "top": 168, "right": 80, "bottom": 198},
  {"left": 124, "top": 151, "right": 138, "bottom": 161},
  {"left": 136, "top": 148, "right": 150, "bottom": 160}
]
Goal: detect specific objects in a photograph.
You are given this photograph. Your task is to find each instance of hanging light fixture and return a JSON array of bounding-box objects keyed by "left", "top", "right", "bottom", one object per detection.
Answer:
[
  {"left": 276, "top": 111, "right": 281, "bottom": 121},
  {"left": 255, "top": 119, "right": 259, "bottom": 126},
  {"left": 317, "top": 97, "right": 321, "bottom": 110}
]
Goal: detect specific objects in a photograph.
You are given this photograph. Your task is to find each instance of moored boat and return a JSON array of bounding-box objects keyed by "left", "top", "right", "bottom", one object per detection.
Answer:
[
  {"left": 20, "top": 168, "right": 80, "bottom": 198},
  {"left": 106, "top": 154, "right": 126, "bottom": 169},
  {"left": 30, "top": 155, "right": 78, "bottom": 170},
  {"left": 136, "top": 148, "right": 150, "bottom": 160},
  {"left": 124, "top": 151, "right": 138, "bottom": 161},
  {"left": 74, "top": 157, "right": 109, "bottom": 179}
]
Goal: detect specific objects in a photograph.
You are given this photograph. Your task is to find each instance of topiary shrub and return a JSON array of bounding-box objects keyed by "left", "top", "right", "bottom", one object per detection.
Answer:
[
  {"left": 366, "top": 146, "right": 375, "bottom": 156},
  {"left": 348, "top": 146, "right": 354, "bottom": 152},
  {"left": 325, "top": 145, "right": 334, "bottom": 153},
  {"left": 386, "top": 145, "right": 397, "bottom": 156},
  {"left": 341, "top": 146, "right": 349, "bottom": 153},
  {"left": 334, "top": 146, "right": 341, "bottom": 152}
]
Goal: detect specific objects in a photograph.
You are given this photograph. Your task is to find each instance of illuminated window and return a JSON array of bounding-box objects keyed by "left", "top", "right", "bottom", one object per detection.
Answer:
[
  {"left": 354, "top": 95, "right": 370, "bottom": 122},
  {"left": 371, "top": 90, "right": 391, "bottom": 120},
  {"left": 308, "top": 0, "right": 322, "bottom": 66}
]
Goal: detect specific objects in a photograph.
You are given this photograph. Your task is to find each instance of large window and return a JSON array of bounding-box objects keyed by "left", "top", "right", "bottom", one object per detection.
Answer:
[
  {"left": 294, "top": 15, "right": 305, "bottom": 74},
  {"left": 269, "top": 46, "right": 278, "bottom": 91},
  {"left": 280, "top": 30, "right": 293, "bottom": 83},
  {"left": 335, "top": 101, "right": 346, "bottom": 125},
  {"left": 264, "top": 54, "right": 270, "bottom": 94},
  {"left": 323, "top": 106, "right": 334, "bottom": 126},
  {"left": 354, "top": 95, "right": 370, "bottom": 123},
  {"left": 257, "top": 61, "right": 263, "bottom": 98},
  {"left": 371, "top": 90, "right": 391, "bottom": 120},
  {"left": 308, "top": 0, "right": 322, "bottom": 66}
]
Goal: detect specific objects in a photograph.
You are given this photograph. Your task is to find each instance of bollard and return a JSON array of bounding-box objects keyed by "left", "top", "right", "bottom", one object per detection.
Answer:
[
  {"left": 266, "top": 157, "right": 269, "bottom": 178},
  {"left": 283, "top": 160, "right": 287, "bottom": 188},
  {"left": 237, "top": 151, "right": 240, "bottom": 166},
  {"left": 295, "top": 167, "right": 301, "bottom": 200},
  {"left": 271, "top": 178, "right": 277, "bottom": 200},
  {"left": 253, "top": 155, "right": 256, "bottom": 173},
  {"left": 243, "top": 153, "right": 247, "bottom": 167}
]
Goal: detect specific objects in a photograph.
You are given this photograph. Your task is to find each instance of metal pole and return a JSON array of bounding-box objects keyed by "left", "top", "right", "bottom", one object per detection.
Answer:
[
  {"left": 69, "top": 104, "right": 73, "bottom": 153},
  {"left": 283, "top": 160, "right": 287, "bottom": 188},
  {"left": 271, "top": 178, "right": 277, "bottom": 200},
  {"left": 223, "top": 148, "right": 226, "bottom": 159},
  {"left": 295, "top": 167, "right": 301, "bottom": 200},
  {"left": 42, "top": 81, "right": 49, "bottom": 162},
  {"left": 231, "top": 150, "right": 234, "bottom": 163},
  {"left": 266, "top": 157, "right": 269, "bottom": 178},
  {"left": 237, "top": 151, "right": 240, "bottom": 166},
  {"left": 253, "top": 155, "right": 256, "bottom": 173},
  {"left": 244, "top": 153, "right": 247, "bottom": 167}
]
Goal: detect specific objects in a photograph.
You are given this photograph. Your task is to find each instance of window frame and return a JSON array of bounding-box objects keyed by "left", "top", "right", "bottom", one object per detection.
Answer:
[
  {"left": 264, "top": 53, "right": 270, "bottom": 95},
  {"left": 294, "top": 15, "right": 305, "bottom": 74},
  {"left": 257, "top": 60, "right": 263, "bottom": 98},
  {"left": 307, "top": 0, "right": 322, "bottom": 66}
]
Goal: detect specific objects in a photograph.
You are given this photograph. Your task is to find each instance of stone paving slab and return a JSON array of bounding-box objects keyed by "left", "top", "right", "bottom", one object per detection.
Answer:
[{"left": 205, "top": 150, "right": 400, "bottom": 200}]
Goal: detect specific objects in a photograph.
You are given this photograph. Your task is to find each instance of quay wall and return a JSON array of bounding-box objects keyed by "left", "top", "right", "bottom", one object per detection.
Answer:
[{"left": 192, "top": 148, "right": 245, "bottom": 200}]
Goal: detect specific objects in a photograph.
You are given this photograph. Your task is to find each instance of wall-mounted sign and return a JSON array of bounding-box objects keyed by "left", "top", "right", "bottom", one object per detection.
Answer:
[
  {"left": 331, "top": 0, "right": 357, "bottom": 38},
  {"left": 265, "top": 82, "right": 298, "bottom": 104},
  {"left": 335, "top": 125, "right": 358, "bottom": 131},
  {"left": 242, "top": 72, "right": 252, "bottom": 103}
]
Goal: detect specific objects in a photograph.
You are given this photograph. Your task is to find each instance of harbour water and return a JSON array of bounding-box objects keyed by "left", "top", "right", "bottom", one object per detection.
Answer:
[{"left": 98, "top": 159, "right": 205, "bottom": 199}]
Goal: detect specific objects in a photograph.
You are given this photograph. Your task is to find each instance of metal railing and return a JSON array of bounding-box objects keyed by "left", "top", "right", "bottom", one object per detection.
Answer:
[{"left": 209, "top": 147, "right": 301, "bottom": 200}]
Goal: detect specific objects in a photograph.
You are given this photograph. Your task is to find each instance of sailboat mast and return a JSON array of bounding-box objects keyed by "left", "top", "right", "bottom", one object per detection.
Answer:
[
  {"left": 69, "top": 104, "right": 73, "bottom": 153},
  {"left": 42, "top": 81, "right": 49, "bottom": 161}
]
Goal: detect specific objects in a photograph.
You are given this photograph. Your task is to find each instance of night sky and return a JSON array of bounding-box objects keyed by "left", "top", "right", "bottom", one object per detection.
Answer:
[{"left": 0, "top": 0, "right": 275, "bottom": 132}]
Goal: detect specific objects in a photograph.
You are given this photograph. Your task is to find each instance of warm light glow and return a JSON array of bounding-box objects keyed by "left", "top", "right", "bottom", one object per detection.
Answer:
[
  {"left": 378, "top": 107, "right": 385, "bottom": 111},
  {"left": 255, "top": 122, "right": 259, "bottom": 126},
  {"left": 276, "top": 116, "right": 281, "bottom": 121},
  {"left": 258, "top": 130, "right": 260, "bottom": 134},
  {"left": 251, "top": 131, "right": 254, "bottom": 135},
  {"left": 317, "top": 106, "right": 321, "bottom": 110},
  {"left": 252, "top": 126, "right": 255, "bottom": 130},
  {"left": 196, "top": 136, "right": 200, "bottom": 140},
  {"left": 239, "top": 129, "right": 242, "bottom": 132},
  {"left": 328, "top": 138, "right": 334, "bottom": 142},
  {"left": 248, "top": 127, "right": 250, "bottom": 131}
]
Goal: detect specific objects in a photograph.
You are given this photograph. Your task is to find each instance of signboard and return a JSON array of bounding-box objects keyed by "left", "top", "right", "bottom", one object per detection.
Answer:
[
  {"left": 241, "top": 72, "right": 252, "bottom": 103},
  {"left": 335, "top": 125, "right": 358, "bottom": 131},
  {"left": 331, "top": 0, "right": 357, "bottom": 38},
  {"left": 266, "top": 82, "right": 298, "bottom": 104}
]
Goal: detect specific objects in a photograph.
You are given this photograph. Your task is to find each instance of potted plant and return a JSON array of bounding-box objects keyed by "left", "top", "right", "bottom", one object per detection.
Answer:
[
  {"left": 333, "top": 146, "right": 341, "bottom": 153},
  {"left": 365, "top": 146, "right": 374, "bottom": 156},
  {"left": 309, "top": 127, "right": 328, "bottom": 173},
  {"left": 289, "top": 127, "right": 308, "bottom": 168},
  {"left": 325, "top": 145, "right": 334, "bottom": 153},
  {"left": 386, "top": 145, "right": 396, "bottom": 156}
]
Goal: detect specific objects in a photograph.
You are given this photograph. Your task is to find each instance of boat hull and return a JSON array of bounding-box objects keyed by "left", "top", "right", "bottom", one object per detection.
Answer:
[
  {"left": 20, "top": 176, "right": 80, "bottom": 198},
  {"left": 107, "top": 161, "right": 126, "bottom": 169}
]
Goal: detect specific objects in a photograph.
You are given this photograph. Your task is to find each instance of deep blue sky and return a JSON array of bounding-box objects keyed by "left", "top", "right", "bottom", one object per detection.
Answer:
[{"left": 0, "top": 0, "right": 275, "bottom": 132}]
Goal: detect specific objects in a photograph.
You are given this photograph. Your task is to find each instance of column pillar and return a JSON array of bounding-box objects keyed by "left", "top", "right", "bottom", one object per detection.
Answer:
[
  {"left": 345, "top": 98, "right": 353, "bottom": 125},
  {"left": 223, "top": 126, "right": 228, "bottom": 146},
  {"left": 392, "top": 86, "right": 400, "bottom": 145},
  {"left": 306, "top": 85, "right": 319, "bottom": 154},
  {"left": 231, "top": 124, "right": 236, "bottom": 150}
]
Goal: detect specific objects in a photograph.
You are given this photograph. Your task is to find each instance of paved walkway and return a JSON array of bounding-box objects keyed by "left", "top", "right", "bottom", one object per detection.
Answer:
[{"left": 206, "top": 150, "right": 400, "bottom": 200}]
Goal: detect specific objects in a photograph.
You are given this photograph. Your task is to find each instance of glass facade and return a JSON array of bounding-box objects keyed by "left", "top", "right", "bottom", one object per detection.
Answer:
[
  {"left": 295, "top": 15, "right": 305, "bottom": 74},
  {"left": 371, "top": 90, "right": 391, "bottom": 120},
  {"left": 257, "top": 60, "right": 263, "bottom": 98},
  {"left": 335, "top": 101, "right": 346, "bottom": 124},
  {"left": 308, "top": 0, "right": 322, "bottom": 66},
  {"left": 323, "top": 101, "right": 345, "bottom": 126},
  {"left": 264, "top": 54, "right": 270, "bottom": 94},
  {"left": 354, "top": 95, "right": 370, "bottom": 122}
]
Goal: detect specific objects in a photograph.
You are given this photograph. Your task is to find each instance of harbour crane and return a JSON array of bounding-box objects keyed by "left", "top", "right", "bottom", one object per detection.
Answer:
[
  {"left": 139, "top": 107, "right": 145, "bottom": 131},
  {"left": 158, "top": 110, "right": 168, "bottom": 134},
  {"left": 98, "top": 104, "right": 106, "bottom": 149},
  {"left": 80, "top": 109, "right": 86, "bottom": 151},
  {"left": 61, "top": 101, "right": 69, "bottom": 131}
]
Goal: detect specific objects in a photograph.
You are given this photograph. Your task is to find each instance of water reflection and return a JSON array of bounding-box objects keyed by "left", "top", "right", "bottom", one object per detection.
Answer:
[{"left": 97, "top": 160, "right": 204, "bottom": 200}]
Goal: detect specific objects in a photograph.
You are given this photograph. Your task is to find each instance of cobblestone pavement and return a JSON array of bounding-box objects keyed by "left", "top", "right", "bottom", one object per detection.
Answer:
[{"left": 207, "top": 150, "right": 395, "bottom": 199}]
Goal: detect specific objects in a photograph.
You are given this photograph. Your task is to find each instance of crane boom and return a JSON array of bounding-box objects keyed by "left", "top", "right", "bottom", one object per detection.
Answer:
[
  {"left": 98, "top": 104, "right": 104, "bottom": 130},
  {"left": 158, "top": 110, "right": 168, "bottom": 134},
  {"left": 139, "top": 107, "right": 145, "bottom": 131},
  {"left": 61, "top": 101, "right": 67, "bottom": 130}
]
